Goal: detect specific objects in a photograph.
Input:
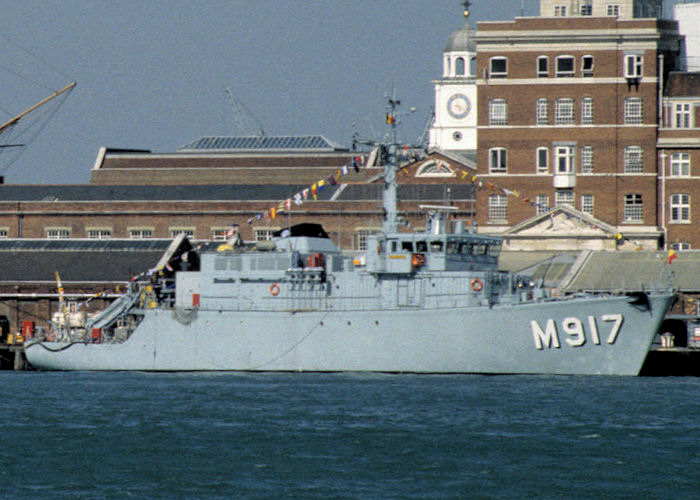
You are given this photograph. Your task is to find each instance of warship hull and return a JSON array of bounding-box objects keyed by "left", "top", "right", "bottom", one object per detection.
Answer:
[{"left": 26, "top": 293, "right": 674, "bottom": 375}]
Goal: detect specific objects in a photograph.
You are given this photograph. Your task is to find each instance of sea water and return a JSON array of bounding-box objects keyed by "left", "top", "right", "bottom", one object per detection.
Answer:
[{"left": 0, "top": 372, "right": 698, "bottom": 499}]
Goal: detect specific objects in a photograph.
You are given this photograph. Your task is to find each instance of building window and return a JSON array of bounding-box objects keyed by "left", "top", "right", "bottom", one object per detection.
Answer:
[
  {"left": 253, "top": 227, "right": 278, "bottom": 241},
  {"left": 580, "top": 1, "right": 593, "bottom": 15},
  {"left": 355, "top": 229, "right": 380, "bottom": 251},
  {"left": 555, "top": 189, "right": 574, "bottom": 207},
  {"left": 87, "top": 229, "right": 111, "bottom": 239},
  {"left": 170, "top": 228, "right": 195, "bottom": 238},
  {"left": 536, "top": 194, "right": 549, "bottom": 215},
  {"left": 211, "top": 228, "right": 230, "bottom": 241},
  {"left": 624, "top": 146, "right": 643, "bottom": 173},
  {"left": 580, "top": 146, "right": 594, "bottom": 173},
  {"left": 581, "top": 98, "right": 593, "bottom": 125},
  {"left": 581, "top": 55, "right": 594, "bottom": 77},
  {"left": 623, "top": 194, "right": 643, "bottom": 222},
  {"left": 537, "top": 56, "right": 548, "bottom": 77},
  {"left": 489, "top": 148, "right": 507, "bottom": 173},
  {"left": 536, "top": 98, "right": 548, "bottom": 125},
  {"left": 624, "top": 97, "right": 643, "bottom": 124},
  {"left": 555, "top": 98, "right": 574, "bottom": 125},
  {"left": 46, "top": 228, "right": 70, "bottom": 239},
  {"left": 673, "top": 103, "right": 691, "bottom": 128},
  {"left": 555, "top": 56, "right": 575, "bottom": 77},
  {"left": 129, "top": 228, "right": 153, "bottom": 239},
  {"left": 555, "top": 146, "right": 575, "bottom": 174},
  {"left": 670, "top": 242, "right": 691, "bottom": 251},
  {"left": 607, "top": 4, "right": 620, "bottom": 17},
  {"left": 669, "top": 153, "right": 690, "bottom": 177},
  {"left": 0, "top": 228, "right": 8, "bottom": 238},
  {"left": 554, "top": 5, "right": 567, "bottom": 16},
  {"left": 670, "top": 194, "right": 690, "bottom": 223},
  {"left": 624, "top": 54, "right": 643, "bottom": 78},
  {"left": 581, "top": 194, "right": 594, "bottom": 215},
  {"left": 489, "top": 99, "right": 507, "bottom": 125},
  {"left": 489, "top": 57, "right": 507, "bottom": 78},
  {"left": 416, "top": 159, "right": 455, "bottom": 177},
  {"left": 488, "top": 194, "right": 507, "bottom": 223},
  {"left": 536, "top": 147, "right": 549, "bottom": 174}
]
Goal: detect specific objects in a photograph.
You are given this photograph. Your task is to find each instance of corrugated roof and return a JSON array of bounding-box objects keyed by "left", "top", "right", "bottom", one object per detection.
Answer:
[{"left": 177, "top": 135, "right": 347, "bottom": 152}]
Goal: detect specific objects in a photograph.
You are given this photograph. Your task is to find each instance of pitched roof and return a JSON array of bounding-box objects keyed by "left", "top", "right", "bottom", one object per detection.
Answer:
[{"left": 665, "top": 72, "right": 700, "bottom": 97}]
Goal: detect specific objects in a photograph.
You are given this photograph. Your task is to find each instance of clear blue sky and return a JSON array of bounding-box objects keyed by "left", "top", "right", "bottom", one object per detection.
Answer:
[{"left": 0, "top": 0, "right": 681, "bottom": 184}]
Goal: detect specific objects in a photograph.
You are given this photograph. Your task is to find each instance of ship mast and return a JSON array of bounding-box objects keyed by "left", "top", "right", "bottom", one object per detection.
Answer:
[{"left": 382, "top": 94, "right": 400, "bottom": 234}]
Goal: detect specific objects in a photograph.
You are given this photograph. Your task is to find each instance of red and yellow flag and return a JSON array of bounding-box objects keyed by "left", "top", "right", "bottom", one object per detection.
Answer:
[{"left": 667, "top": 249, "right": 677, "bottom": 264}]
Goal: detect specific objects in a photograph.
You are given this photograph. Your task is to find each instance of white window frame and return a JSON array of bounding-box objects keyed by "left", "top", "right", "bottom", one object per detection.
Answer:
[
  {"left": 581, "top": 55, "right": 594, "bottom": 77},
  {"left": 624, "top": 146, "right": 643, "bottom": 173},
  {"left": 537, "top": 56, "right": 548, "bottom": 77},
  {"left": 669, "top": 153, "right": 690, "bottom": 177},
  {"left": 580, "top": 1, "right": 593, "bottom": 15},
  {"left": 555, "top": 189, "right": 574, "bottom": 207},
  {"left": 581, "top": 194, "right": 594, "bottom": 215},
  {"left": 554, "top": 5, "right": 567, "bottom": 16},
  {"left": 555, "top": 56, "right": 575, "bottom": 78},
  {"left": 488, "top": 194, "right": 507, "bottom": 223},
  {"left": 87, "top": 228, "right": 112, "bottom": 239},
  {"left": 580, "top": 146, "right": 594, "bottom": 174},
  {"left": 536, "top": 98, "right": 548, "bottom": 125},
  {"left": 416, "top": 159, "right": 455, "bottom": 177},
  {"left": 170, "top": 227, "right": 195, "bottom": 239},
  {"left": 623, "top": 194, "right": 643, "bottom": 223},
  {"left": 129, "top": 228, "right": 153, "bottom": 239},
  {"left": 555, "top": 146, "right": 576, "bottom": 174},
  {"left": 581, "top": 98, "right": 593, "bottom": 125},
  {"left": 624, "top": 97, "right": 643, "bottom": 124},
  {"left": 670, "top": 194, "right": 690, "bottom": 223},
  {"left": 489, "top": 147, "right": 507, "bottom": 174},
  {"left": 670, "top": 242, "right": 691, "bottom": 251},
  {"left": 536, "top": 195, "right": 549, "bottom": 215},
  {"left": 254, "top": 227, "right": 280, "bottom": 242},
  {"left": 673, "top": 103, "right": 691, "bottom": 129},
  {"left": 555, "top": 98, "right": 575, "bottom": 126},
  {"left": 46, "top": 228, "right": 71, "bottom": 239},
  {"left": 0, "top": 228, "right": 8, "bottom": 239},
  {"left": 536, "top": 147, "right": 549, "bottom": 174},
  {"left": 607, "top": 4, "right": 620, "bottom": 17},
  {"left": 211, "top": 228, "right": 230, "bottom": 241},
  {"left": 489, "top": 99, "right": 507, "bottom": 125},
  {"left": 624, "top": 54, "right": 643, "bottom": 78},
  {"left": 489, "top": 57, "right": 508, "bottom": 78}
]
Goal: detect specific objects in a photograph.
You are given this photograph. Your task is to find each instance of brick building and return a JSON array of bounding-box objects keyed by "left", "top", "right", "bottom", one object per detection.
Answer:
[{"left": 468, "top": 0, "right": 700, "bottom": 251}]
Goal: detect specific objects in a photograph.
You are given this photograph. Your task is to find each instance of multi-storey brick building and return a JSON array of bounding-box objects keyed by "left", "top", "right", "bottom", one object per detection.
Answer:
[{"left": 471, "top": 0, "right": 690, "bottom": 250}]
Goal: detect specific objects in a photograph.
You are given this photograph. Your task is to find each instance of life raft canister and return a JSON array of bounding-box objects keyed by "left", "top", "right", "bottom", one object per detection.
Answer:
[
  {"left": 270, "top": 283, "right": 280, "bottom": 296},
  {"left": 470, "top": 278, "right": 483, "bottom": 292}
]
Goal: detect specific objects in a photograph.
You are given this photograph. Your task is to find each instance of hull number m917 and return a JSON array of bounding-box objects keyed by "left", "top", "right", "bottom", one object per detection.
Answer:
[{"left": 531, "top": 315, "right": 623, "bottom": 350}]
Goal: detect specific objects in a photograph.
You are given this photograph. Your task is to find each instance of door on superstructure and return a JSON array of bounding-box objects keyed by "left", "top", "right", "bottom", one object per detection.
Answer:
[{"left": 397, "top": 278, "right": 421, "bottom": 307}]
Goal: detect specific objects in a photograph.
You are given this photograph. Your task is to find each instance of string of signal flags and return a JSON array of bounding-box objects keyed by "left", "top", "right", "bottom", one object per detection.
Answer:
[{"left": 244, "top": 145, "right": 646, "bottom": 249}]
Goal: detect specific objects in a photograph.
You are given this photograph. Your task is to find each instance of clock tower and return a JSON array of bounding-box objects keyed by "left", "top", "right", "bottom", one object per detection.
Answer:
[{"left": 429, "top": 1, "right": 477, "bottom": 152}]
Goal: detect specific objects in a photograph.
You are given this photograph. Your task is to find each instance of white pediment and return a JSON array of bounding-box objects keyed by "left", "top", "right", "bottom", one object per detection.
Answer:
[{"left": 505, "top": 205, "right": 617, "bottom": 237}]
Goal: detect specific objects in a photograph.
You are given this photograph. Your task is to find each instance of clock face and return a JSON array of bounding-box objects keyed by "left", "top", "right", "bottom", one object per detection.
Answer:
[{"left": 447, "top": 93, "right": 471, "bottom": 120}]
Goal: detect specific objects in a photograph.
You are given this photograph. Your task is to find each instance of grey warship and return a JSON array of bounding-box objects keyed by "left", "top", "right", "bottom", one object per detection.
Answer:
[{"left": 25, "top": 99, "right": 675, "bottom": 375}]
